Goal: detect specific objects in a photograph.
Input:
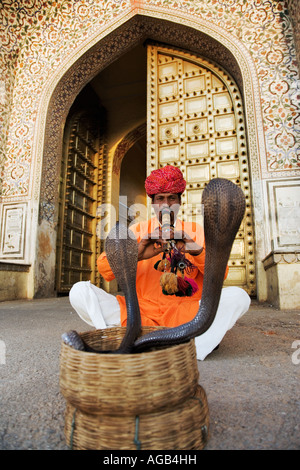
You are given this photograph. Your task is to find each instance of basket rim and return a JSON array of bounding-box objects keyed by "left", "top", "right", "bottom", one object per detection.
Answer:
[{"left": 61, "top": 326, "right": 195, "bottom": 358}]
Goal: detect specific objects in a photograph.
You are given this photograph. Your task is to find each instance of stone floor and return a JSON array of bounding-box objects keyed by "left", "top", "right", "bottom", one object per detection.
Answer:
[{"left": 0, "top": 296, "right": 299, "bottom": 450}]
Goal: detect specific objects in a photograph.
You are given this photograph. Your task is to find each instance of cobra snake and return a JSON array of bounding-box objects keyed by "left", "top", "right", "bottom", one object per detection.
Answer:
[{"left": 62, "top": 178, "right": 245, "bottom": 354}]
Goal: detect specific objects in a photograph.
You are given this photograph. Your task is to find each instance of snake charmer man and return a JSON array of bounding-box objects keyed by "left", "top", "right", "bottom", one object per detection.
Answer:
[{"left": 69, "top": 165, "right": 250, "bottom": 360}]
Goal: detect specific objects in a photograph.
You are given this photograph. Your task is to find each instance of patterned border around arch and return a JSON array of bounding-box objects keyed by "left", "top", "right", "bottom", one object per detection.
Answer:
[{"left": 38, "top": 14, "right": 257, "bottom": 224}]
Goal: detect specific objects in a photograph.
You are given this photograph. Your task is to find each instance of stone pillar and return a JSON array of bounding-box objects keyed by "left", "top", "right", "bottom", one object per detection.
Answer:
[{"left": 263, "top": 252, "right": 300, "bottom": 309}]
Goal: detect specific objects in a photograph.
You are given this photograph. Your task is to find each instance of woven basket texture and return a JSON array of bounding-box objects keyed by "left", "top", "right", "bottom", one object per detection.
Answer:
[
  {"left": 64, "top": 384, "right": 209, "bottom": 450},
  {"left": 60, "top": 327, "right": 199, "bottom": 416}
]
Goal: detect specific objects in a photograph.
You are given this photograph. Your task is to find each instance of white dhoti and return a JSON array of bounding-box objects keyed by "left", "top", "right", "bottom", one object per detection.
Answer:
[
  {"left": 69, "top": 281, "right": 250, "bottom": 360},
  {"left": 194, "top": 286, "right": 250, "bottom": 360},
  {"left": 69, "top": 281, "right": 121, "bottom": 329}
]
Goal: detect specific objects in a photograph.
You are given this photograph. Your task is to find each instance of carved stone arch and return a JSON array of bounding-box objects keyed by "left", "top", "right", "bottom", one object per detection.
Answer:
[
  {"left": 112, "top": 123, "right": 147, "bottom": 177},
  {"left": 35, "top": 13, "right": 265, "bottom": 297},
  {"left": 38, "top": 15, "right": 263, "bottom": 225}
]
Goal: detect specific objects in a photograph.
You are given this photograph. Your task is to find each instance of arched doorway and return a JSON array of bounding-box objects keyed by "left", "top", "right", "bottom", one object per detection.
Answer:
[
  {"left": 37, "top": 15, "right": 263, "bottom": 298},
  {"left": 55, "top": 41, "right": 255, "bottom": 296}
]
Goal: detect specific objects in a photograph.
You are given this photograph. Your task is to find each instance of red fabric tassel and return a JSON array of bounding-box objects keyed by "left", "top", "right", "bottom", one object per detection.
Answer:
[
  {"left": 184, "top": 277, "right": 199, "bottom": 295},
  {"left": 177, "top": 276, "right": 190, "bottom": 295}
]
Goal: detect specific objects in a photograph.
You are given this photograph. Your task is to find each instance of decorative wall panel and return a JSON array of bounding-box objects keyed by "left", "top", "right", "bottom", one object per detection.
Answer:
[
  {"left": 267, "top": 179, "right": 300, "bottom": 251},
  {"left": 0, "top": 203, "right": 26, "bottom": 259}
]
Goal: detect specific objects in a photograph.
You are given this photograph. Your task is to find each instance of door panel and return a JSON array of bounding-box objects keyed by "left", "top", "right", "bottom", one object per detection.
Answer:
[
  {"left": 147, "top": 44, "right": 256, "bottom": 296},
  {"left": 56, "top": 112, "right": 105, "bottom": 293}
]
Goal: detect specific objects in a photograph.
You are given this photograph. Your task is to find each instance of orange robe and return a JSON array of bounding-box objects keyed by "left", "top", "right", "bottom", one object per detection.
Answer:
[{"left": 97, "top": 218, "right": 228, "bottom": 328}]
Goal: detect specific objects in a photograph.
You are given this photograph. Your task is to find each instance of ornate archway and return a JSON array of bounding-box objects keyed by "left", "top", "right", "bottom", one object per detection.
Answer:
[{"left": 34, "top": 14, "right": 265, "bottom": 297}]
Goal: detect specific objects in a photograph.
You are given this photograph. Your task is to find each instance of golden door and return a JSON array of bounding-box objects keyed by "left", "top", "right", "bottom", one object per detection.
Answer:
[
  {"left": 56, "top": 111, "right": 106, "bottom": 293},
  {"left": 147, "top": 44, "right": 256, "bottom": 296}
]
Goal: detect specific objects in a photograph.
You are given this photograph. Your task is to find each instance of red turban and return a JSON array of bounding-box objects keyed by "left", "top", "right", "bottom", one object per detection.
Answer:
[{"left": 145, "top": 165, "right": 186, "bottom": 197}]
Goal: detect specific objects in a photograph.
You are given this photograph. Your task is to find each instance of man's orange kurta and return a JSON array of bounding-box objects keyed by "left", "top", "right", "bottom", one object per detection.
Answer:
[{"left": 97, "top": 218, "right": 228, "bottom": 328}]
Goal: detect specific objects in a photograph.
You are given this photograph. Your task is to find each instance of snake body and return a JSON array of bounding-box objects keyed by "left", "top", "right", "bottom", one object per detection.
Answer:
[
  {"left": 105, "top": 224, "right": 142, "bottom": 353},
  {"left": 62, "top": 178, "right": 245, "bottom": 354},
  {"left": 133, "top": 177, "right": 245, "bottom": 352}
]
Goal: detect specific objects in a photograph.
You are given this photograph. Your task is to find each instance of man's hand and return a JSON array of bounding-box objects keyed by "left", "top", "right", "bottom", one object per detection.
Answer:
[
  {"left": 173, "top": 230, "right": 203, "bottom": 256},
  {"left": 137, "top": 228, "right": 167, "bottom": 261},
  {"left": 138, "top": 227, "right": 203, "bottom": 261}
]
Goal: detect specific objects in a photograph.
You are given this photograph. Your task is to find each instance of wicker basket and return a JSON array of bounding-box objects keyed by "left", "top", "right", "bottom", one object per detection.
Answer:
[
  {"left": 60, "top": 327, "right": 199, "bottom": 416},
  {"left": 64, "top": 384, "right": 209, "bottom": 450}
]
